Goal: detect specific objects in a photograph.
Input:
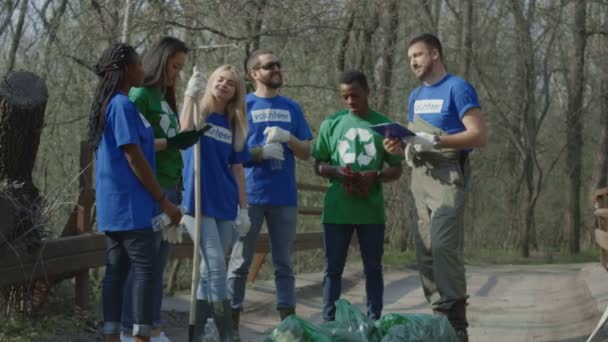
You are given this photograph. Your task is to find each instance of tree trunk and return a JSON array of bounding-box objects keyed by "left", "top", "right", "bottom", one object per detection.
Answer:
[
  {"left": 591, "top": 80, "right": 608, "bottom": 191},
  {"left": 376, "top": 0, "right": 399, "bottom": 115},
  {"left": 511, "top": 0, "right": 540, "bottom": 256},
  {"left": 0, "top": 71, "right": 48, "bottom": 315},
  {"left": 565, "top": 0, "right": 587, "bottom": 254},
  {"left": 336, "top": 12, "right": 354, "bottom": 73},
  {"left": 121, "top": 0, "right": 133, "bottom": 43},
  {"left": 6, "top": 0, "right": 28, "bottom": 73},
  {"left": 460, "top": 0, "right": 474, "bottom": 79}
]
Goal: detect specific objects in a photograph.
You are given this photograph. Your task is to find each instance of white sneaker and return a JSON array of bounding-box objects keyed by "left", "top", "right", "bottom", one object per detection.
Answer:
[
  {"left": 120, "top": 332, "right": 135, "bottom": 342},
  {"left": 151, "top": 331, "right": 171, "bottom": 342}
]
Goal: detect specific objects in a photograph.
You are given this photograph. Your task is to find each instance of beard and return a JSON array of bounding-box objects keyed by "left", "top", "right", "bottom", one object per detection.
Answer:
[
  {"left": 261, "top": 74, "right": 283, "bottom": 89},
  {"left": 413, "top": 63, "right": 432, "bottom": 81}
]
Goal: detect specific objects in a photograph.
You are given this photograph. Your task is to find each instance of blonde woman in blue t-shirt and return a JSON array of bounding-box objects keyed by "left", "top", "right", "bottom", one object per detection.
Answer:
[{"left": 179, "top": 64, "right": 250, "bottom": 341}]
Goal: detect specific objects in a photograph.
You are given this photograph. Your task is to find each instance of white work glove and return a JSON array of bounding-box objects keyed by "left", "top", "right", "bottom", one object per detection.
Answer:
[
  {"left": 184, "top": 65, "right": 206, "bottom": 98},
  {"left": 234, "top": 207, "right": 251, "bottom": 237},
  {"left": 162, "top": 225, "right": 183, "bottom": 244},
  {"left": 264, "top": 126, "right": 291, "bottom": 143},
  {"left": 261, "top": 143, "right": 285, "bottom": 160},
  {"left": 404, "top": 143, "right": 415, "bottom": 168},
  {"left": 410, "top": 132, "right": 437, "bottom": 153}
]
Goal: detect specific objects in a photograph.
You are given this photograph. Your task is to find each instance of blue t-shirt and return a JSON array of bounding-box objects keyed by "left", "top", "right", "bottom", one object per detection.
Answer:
[
  {"left": 95, "top": 93, "right": 157, "bottom": 232},
  {"left": 244, "top": 93, "right": 313, "bottom": 206},
  {"left": 407, "top": 73, "right": 480, "bottom": 134},
  {"left": 181, "top": 113, "right": 250, "bottom": 220}
]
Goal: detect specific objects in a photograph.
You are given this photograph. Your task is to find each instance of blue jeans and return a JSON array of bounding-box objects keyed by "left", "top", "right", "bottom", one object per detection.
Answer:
[
  {"left": 322, "top": 223, "right": 385, "bottom": 321},
  {"left": 185, "top": 215, "right": 234, "bottom": 301},
  {"left": 227, "top": 205, "right": 297, "bottom": 310},
  {"left": 122, "top": 186, "right": 176, "bottom": 331},
  {"left": 102, "top": 228, "right": 155, "bottom": 337}
]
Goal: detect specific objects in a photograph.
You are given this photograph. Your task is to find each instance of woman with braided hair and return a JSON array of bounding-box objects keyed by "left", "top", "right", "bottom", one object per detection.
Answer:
[{"left": 87, "top": 43, "right": 182, "bottom": 342}]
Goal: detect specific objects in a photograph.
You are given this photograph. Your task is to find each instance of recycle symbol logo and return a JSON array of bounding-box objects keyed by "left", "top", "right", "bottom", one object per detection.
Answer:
[{"left": 337, "top": 128, "right": 377, "bottom": 166}]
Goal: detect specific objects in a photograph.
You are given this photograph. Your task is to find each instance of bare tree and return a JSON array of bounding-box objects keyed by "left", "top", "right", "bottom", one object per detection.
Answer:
[
  {"left": 376, "top": 0, "right": 399, "bottom": 115},
  {"left": 564, "top": 0, "right": 587, "bottom": 254},
  {"left": 6, "top": 0, "right": 28, "bottom": 73}
]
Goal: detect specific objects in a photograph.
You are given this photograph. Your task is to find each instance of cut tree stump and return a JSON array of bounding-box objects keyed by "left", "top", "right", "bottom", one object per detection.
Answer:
[{"left": 0, "top": 71, "right": 48, "bottom": 314}]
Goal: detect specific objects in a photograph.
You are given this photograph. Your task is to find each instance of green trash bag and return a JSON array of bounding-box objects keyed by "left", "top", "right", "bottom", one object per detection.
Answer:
[
  {"left": 265, "top": 315, "right": 333, "bottom": 342},
  {"left": 376, "top": 313, "right": 459, "bottom": 342},
  {"left": 334, "top": 299, "right": 383, "bottom": 342},
  {"left": 375, "top": 313, "right": 411, "bottom": 336},
  {"left": 320, "top": 320, "right": 364, "bottom": 342}
]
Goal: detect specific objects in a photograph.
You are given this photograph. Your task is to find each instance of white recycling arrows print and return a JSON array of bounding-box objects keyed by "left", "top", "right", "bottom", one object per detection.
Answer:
[{"left": 338, "top": 128, "right": 376, "bottom": 166}]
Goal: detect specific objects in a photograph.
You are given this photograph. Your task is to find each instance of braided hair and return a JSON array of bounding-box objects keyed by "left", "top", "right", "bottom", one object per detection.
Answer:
[{"left": 87, "top": 43, "right": 138, "bottom": 150}]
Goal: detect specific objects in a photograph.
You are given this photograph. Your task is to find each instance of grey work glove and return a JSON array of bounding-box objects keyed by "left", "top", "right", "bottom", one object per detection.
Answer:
[
  {"left": 261, "top": 143, "right": 285, "bottom": 160},
  {"left": 264, "top": 126, "right": 291, "bottom": 143},
  {"left": 409, "top": 132, "right": 437, "bottom": 152},
  {"left": 234, "top": 207, "right": 251, "bottom": 237}
]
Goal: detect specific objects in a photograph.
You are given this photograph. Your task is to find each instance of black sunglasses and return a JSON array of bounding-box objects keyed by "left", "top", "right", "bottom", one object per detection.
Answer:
[{"left": 255, "top": 61, "right": 282, "bottom": 70}]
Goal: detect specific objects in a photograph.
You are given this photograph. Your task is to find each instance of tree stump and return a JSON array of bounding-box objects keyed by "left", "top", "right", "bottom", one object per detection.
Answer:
[{"left": 0, "top": 71, "right": 48, "bottom": 314}]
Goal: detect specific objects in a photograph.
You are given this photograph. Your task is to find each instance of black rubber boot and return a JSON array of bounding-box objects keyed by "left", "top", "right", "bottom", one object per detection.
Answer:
[
  {"left": 278, "top": 307, "right": 295, "bottom": 321},
  {"left": 232, "top": 308, "right": 240, "bottom": 330},
  {"left": 192, "top": 300, "right": 212, "bottom": 342},
  {"left": 210, "top": 300, "right": 239, "bottom": 341}
]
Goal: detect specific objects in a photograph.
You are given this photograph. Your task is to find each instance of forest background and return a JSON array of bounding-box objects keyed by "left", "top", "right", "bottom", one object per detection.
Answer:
[{"left": 1, "top": 0, "right": 608, "bottom": 265}]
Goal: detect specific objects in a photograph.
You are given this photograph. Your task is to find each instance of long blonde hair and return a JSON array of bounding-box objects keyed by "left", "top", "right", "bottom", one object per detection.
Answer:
[{"left": 197, "top": 64, "right": 248, "bottom": 152}]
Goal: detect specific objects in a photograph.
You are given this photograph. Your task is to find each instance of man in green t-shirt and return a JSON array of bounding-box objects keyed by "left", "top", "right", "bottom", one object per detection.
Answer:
[{"left": 312, "top": 70, "right": 403, "bottom": 321}]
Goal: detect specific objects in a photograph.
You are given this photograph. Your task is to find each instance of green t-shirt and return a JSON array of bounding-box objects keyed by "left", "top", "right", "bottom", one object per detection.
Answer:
[
  {"left": 312, "top": 110, "right": 403, "bottom": 224},
  {"left": 129, "top": 87, "right": 182, "bottom": 188}
]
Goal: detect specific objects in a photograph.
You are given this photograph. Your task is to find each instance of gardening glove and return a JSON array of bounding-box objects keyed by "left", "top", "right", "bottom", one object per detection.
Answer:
[
  {"left": 264, "top": 126, "right": 291, "bottom": 143},
  {"left": 404, "top": 143, "right": 415, "bottom": 167},
  {"left": 167, "top": 128, "right": 206, "bottom": 150},
  {"left": 180, "top": 214, "right": 196, "bottom": 240},
  {"left": 234, "top": 207, "right": 251, "bottom": 237},
  {"left": 410, "top": 132, "right": 437, "bottom": 153},
  {"left": 184, "top": 65, "right": 206, "bottom": 98},
  {"left": 162, "top": 225, "right": 182, "bottom": 244},
  {"left": 261, "top": 143, "right": 285, "bottom": 160},
  {"left": 352, "top": 170, "right": 379, "bottom": 197},
  {"left": 160, "top": 206, "right": 187, "bottom": 243}
]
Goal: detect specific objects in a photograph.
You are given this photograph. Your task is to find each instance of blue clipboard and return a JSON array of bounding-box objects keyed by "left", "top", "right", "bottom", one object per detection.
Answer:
[{"left": 370, "top": 122, "right": 416, "bottom": 139}]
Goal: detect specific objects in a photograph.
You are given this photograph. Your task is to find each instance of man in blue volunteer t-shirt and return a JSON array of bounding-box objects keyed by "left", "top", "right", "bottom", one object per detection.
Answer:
[
  {"left": 384, "top": 33, "right": 487, "bottom": 342},
  {"left": 227, "top": 49, "right": 313, "bottom": 324}
]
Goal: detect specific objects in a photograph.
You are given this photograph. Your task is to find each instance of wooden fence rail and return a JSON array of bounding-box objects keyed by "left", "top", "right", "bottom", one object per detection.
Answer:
[
  {"left": 593, "top": 187, "right": 608, "bottom": 270},
  {"left": 0, "top": 143, "right": 328, "bottom": 308}
]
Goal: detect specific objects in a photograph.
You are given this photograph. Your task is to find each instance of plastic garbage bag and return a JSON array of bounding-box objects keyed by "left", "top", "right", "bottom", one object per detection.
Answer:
[
  {"left": 334, "top": 299, "right": 383, "bottom": 342},
  {"left": 265, "top": 315, "right": 333, "bottom": 342},
  {"left": 376, "top": 313, "right": 458, "bottom": 342},
  {"left": 320, "top": 320, "right": 363, "bottom": 341},
  {"left": 376, "top": 313, "right": 411, "bottom": 336}
]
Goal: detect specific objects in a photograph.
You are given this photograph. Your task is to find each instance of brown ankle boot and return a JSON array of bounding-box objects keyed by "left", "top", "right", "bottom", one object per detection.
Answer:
[
  {"left": 449, "top": 300, "right": 469, "bottom": 342},
  {"left": 278, "top": 307, "right": 295, "bottom": 321},
  {"left": 433, "top": 300, "right": 468, "bottom": 342}
]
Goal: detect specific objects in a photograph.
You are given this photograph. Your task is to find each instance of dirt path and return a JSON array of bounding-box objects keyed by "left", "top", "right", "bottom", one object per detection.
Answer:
[{"left": 159, "top": 263, "right": 608, "bottom": 341}]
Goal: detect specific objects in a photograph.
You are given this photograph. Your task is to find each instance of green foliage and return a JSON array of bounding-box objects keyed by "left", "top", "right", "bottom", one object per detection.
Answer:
[{"left": 0, "top": 313, "right": 85, "bottom": 342}]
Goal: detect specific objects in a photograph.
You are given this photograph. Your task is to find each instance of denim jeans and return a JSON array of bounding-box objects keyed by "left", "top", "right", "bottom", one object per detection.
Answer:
[
  {"left": 227, "top": 205, "right": 297, "bottom": 311},
  {"left": 102, "top": 228, "right": 155, "bottom": 337},
  {"left": 184, "top": 215, "right": 234, "bottom": 301},
  {"left": 122, "top": 186, "right": 176, "bottom": 331},
  {"left": 322, "top": 223, "right": 385, "bottom": 321}
]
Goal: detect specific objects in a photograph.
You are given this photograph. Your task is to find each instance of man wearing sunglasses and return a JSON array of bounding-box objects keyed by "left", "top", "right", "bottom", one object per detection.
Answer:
[{"left": 227, "top": 49, "right": 313, "bottom": 327}]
